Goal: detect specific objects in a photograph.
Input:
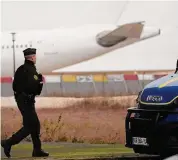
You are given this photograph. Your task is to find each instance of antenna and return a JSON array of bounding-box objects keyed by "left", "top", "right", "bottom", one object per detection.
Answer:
[{"left": 11, "top": 32, "right": 16, "bottom": 76}]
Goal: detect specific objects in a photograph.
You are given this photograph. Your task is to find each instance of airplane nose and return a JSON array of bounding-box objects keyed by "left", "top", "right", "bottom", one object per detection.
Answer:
[{"left": 140, "top": 26, "right": 161, "bottom": 40}]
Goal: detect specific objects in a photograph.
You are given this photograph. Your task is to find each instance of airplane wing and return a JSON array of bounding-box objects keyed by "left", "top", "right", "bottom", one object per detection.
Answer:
[{"left": 96, "top": 21, "right": 160, "bottom": 47}]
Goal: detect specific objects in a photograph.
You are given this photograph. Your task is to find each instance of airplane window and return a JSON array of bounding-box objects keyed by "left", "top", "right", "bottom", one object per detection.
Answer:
[
  {"left": 2, "top": 46, "right": 4, "bottom": 49},
  {"left": 20, "top": 45, "right": 23, "bottom": 48},
  {"left": 25, "top": 44, "right": 28, "bottom": 48},
  {"left": 16, "top": 45, "right": 18, "bottom": 48},
  {"left": 7, "top": 46, "right": 9, "bottom": 49},
  {"left": 30, "top": 44, "right": 32, "bottom": 47}
]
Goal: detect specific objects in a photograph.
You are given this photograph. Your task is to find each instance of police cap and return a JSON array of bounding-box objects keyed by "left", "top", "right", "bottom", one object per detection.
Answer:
[{"left": 23, "top": 48, "right": 36, "bottom": 57}]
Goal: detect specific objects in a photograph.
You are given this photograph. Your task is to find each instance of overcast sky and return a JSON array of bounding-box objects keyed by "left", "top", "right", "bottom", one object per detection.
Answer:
[{"left": 1, "top": 1, "right": 126, "bottom": 31}]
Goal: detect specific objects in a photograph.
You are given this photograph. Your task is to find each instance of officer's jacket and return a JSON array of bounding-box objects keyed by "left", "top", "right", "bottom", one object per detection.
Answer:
[{"left": 13, "top": 60, "right": 43, "bottom": 95}]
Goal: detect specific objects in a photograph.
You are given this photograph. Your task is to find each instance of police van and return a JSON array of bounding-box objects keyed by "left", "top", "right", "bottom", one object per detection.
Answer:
[{"left": 125, "top": 60, "right": 178, "bottom": 157}]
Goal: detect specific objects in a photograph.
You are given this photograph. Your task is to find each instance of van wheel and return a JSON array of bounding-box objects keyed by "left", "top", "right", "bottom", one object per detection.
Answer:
[
  {"left": 159, "top": 128, "right": 178, "bottom": 158},
  {"left": 133, "top": 147, "right": 145, "bottom": 154},
  {"left": 133, "top": 146, "right": 158, "bottom": 155}
]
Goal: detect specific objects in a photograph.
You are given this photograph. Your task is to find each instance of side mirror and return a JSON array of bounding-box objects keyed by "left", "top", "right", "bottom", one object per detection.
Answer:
[{"left": 175, "top": 59, "right": 178, "bottom": 73}]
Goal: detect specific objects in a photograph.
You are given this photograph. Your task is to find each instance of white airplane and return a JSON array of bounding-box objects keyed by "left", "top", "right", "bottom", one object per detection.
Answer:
[{"left": 1, "top": 21, "right": 160, "bottom": 77}]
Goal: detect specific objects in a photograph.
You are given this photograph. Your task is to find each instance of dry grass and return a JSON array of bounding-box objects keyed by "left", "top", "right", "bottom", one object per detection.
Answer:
[
  {"left": 1, "top": 96, "right": 137, "bottom": 144},
  {"left": 1, "top": 95, "right": 137, "bottom": 108}
]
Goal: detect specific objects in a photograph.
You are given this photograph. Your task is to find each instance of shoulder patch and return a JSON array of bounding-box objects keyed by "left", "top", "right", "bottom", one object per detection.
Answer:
[{"left": 34, "top": 75, "right": 38, "bottom": 80}]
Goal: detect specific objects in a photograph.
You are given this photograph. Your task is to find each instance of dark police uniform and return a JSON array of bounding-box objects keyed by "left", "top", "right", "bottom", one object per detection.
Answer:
[{"left": 1, "top": 48, "right": 49, "bottom": 158}]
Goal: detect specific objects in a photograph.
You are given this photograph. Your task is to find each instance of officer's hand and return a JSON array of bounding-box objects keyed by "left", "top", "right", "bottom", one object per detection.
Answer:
[{"left": 38, "top": 73, "right": 43, "bottom": 83}]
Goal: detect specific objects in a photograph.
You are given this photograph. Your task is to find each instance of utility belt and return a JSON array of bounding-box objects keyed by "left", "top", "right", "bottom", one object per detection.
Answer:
[{"left": 14, "top": 92, "right": 36, "bottom": 101}]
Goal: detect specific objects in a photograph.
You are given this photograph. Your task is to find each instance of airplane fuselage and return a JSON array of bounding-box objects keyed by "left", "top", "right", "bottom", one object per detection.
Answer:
[
  {"left": 1, "top": 25, "right": 116, "bottom": 77},
  {"left": 1, "top": 23, "right": 160, "bottom": 77}
]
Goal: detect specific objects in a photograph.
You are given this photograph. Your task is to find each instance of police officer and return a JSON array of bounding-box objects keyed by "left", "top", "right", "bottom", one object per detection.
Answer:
[{"left": 1, "top": 48, "right": 49, "bottom": 158}]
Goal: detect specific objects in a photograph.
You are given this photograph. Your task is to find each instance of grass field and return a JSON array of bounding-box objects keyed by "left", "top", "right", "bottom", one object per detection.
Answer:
[{"left": 1, "top": 142, "right": 133, "bottom": 159}]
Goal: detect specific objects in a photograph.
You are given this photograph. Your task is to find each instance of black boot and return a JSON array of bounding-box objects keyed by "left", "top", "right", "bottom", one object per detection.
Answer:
[
  {"left": 1, "top": 140, "right": 12, "bottom": 158},
  {"left": 32, "top": 149, "right": 49, "bottom": 157}
]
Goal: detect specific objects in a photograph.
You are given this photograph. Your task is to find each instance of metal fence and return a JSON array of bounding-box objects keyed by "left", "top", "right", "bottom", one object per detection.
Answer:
[{"left": 0, "top": 73, "right": 166, "bottom": 97}]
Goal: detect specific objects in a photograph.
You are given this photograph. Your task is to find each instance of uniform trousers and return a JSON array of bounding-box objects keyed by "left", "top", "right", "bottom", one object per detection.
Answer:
[{"left": 6, "top": 94, "right": 41, "bottom": 150}]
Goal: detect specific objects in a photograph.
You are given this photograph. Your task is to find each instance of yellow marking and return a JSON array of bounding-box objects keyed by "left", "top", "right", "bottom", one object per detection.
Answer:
[
  {"left": 34, "top": 75, "right": 38, "bottom": 80},
  {"left": 62, "top": 75, "right": 76, "bottom": 82},
  {"left": 93, "top": 75, "right": 107, "bottom": 82},
  {"left": 159, "top": 77, "right": 178, "bottom": 88}
]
